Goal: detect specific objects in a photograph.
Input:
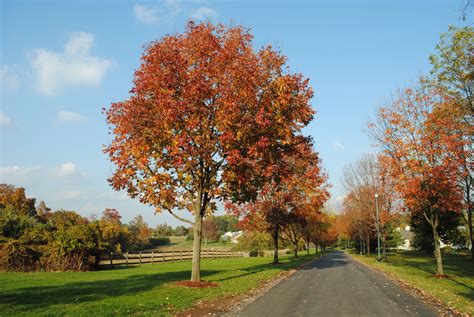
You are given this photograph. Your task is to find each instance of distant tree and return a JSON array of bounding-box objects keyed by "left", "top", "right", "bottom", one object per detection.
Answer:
[
  {"left": 214, "top": 215, "right": 238, "bottom": 235},
  {"left": 36, "top": 201, "right": 51, "bottom": 216},
  {"left": 0, "top": 184, "right": 37, "bottom": 216},
  {"left": 129, "top": 215, "right": 150, "bottom": 244},
  {"left": 98, "top": 209, "right": 128, "bottom": 253},
  {"left": 342, "top": 154, "right": 399, "bottom": 260},
  {"left": 202, "top": 218, "right": 219, "bottom": 245},
  {"left": 155, "top": 223, "right": 174, "bottom": 237},
  {"left": 101, "top": 208, "right": 121, "bottom": 223},
  {"left": 173, "top": 225, "right": 188, "bottom": 236}
]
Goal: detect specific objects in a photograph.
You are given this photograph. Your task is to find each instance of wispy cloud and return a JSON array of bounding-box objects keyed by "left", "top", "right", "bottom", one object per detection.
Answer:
[
  {"left": 134, "top": 0, "right": 182, "bottom": 25},
  {"left": 0, "top": 65, "right": 19, "bottom": 92},
  {"left": 134, "top": 0, "right": 217, "bottom": 25},
  {"left": 332, "top": 140, "right": 345, "bottom": 153},
  {"left": 0, "top": 112, "right": 13, "bottom": 128},
  {"left": 57, "top": 110, "right": 87, "bottom": 123},
  {"left": 31, "top": 32, "right": 112, "bottom": 95},
  {"left": 190, "top": 7, "right": 218, "bottom": 20},
  {"left": 134, "top": 4, "right": 161, "bottom": 24},
  {"left": 58, "top": 162, "right": 77, "bottom": 175}
]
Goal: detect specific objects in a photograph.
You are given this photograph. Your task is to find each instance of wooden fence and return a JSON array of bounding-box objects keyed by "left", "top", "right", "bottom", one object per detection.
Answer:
[{"left": 99, "top": 249, "right": 244, "bottom": 266}]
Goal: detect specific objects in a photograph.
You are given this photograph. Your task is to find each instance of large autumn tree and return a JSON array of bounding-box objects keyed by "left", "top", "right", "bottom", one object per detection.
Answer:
[
  {"left": 369, "top": 81, "right": 465, "bottom": 275},
  {"left": 104, "top": 22, "right": 314, "bottom": 282}
]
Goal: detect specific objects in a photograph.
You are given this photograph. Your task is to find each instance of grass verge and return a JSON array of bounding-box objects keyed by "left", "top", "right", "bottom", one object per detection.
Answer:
[
  {"left": 350, "top": 250, "right": 473, "bottom": 315},
  {"left": 0, "top": 252, "right": 318, "bottom": 316}
]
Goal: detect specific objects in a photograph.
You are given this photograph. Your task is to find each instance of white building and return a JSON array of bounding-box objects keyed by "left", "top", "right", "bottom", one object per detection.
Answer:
[
  {"left": 221, "top": 230, "right": 243, "bottom": 244},
  {"left": 396, "top": 225, "right": 414, "bottom": 250}
]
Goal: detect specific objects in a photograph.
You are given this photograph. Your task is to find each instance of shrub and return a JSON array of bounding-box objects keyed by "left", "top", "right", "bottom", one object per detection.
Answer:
[
  {"left": 149, "top": 237, "right": 170, "bottom": 246},
  {"left": 0, "top": 240, "right": 38, "bottom": 271},
  {"left": 249, "top": 249, "right": 259, "bottom": 257}
]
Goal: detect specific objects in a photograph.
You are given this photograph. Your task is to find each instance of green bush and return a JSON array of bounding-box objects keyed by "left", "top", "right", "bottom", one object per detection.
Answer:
[
  {"left": 149, "top": 237, "right": 170, "bottom": 246},
  {"left": 249, "top": 249, "right": 259, "bottom": 257}
]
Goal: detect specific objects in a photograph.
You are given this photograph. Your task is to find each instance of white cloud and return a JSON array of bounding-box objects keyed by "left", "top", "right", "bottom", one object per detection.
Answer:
[
  {"left": 134, "top": 1, "right": 181, "bottom": 24},
  {"left": 133, "top": 4, "right": 161, "bottom": 24},
  {"left": 0, "top": 112, "right": 13, "bottom": 128},
  {"left": 57, "top": 110, "right": 87, "bottom": 123},
  {"left": 190, "top": 6, "right": 218, "bottom": 20},
  {"left": 134, "top": 1, "right": 217, "bottom": 25},
  {"left": 0, "top": 65, "right": 19, "bottom": 92},
  {"left": 0, "top": 165, "right": 21, "bottom": 174},
  {"left": 332, "top": 140, "right": 345, "bottom": 153},
  {"left": 59, "top": 162, "right": 77, "bottom": 175},
  {"left": 0, "top": 165, "right": 42, "bottom": 185},
  {"left": 31, "top": 32, "right": 112, "bottom": 95},
  {"left": 56, "top": 190, "right": 86, "bottom": 200}
]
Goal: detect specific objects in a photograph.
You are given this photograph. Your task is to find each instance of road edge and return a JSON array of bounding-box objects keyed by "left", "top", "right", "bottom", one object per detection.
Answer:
[{"left": 346, "top": 252, "right": 467, "bottom": 317}]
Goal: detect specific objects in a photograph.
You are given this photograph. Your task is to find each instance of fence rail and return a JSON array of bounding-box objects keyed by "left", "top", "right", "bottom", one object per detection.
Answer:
[{"left": 99, "top": 249, "right": 244, "bottom": 266}]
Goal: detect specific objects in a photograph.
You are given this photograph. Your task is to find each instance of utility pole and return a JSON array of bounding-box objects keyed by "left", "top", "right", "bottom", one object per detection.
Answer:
[{"left": 375, "top": 193, "right": 381, "bottom": 261}]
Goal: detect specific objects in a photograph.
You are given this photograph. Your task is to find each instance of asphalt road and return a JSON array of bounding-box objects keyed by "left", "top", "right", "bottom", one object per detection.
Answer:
[{"left": 235, "top": 251, "right": 438, "bottom": 317}]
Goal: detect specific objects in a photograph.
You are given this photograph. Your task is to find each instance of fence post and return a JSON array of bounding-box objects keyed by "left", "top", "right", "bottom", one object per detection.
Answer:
[
  {"left": 125, "top": 252, "right": 128, "bottom": 266},
  {"left": 162, "top": 251, "right": 165, "bottom": 262},
  {"left": 151, "top": 251, "right": 154, "bottom": 265},
  {"left": 180, "top": 250, "right": 183, "bottom": 261},
  {"left": 139, "top": 251, "right": 142, "bottom": 265},
  {"left": 172, "top": 251, "right": 175, "bottom": 262},
  {"left": 110, "top": 252, "right": 113, "bottom": 266}
]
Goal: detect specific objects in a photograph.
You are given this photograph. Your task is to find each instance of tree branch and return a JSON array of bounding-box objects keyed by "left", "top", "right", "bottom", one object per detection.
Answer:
[{"left": 167, "top": 208, "right": 194, "bottom": 225}]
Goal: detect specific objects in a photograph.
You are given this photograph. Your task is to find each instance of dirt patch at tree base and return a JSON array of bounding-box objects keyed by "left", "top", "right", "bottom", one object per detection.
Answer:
[
  {"left": 175, "top": 281, "right": 219, "bottom": 288},
  {"left": 431, "top": 274, "right": 450, "bottom": 279}
]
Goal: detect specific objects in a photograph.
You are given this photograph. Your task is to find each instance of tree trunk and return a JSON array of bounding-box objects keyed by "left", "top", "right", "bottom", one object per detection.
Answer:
[
  {"left": 313, "top": 240, "right": 318, "bottom": 254},
  {"left": 382, "top": 235, "right": 387, "bottom": 262},
  {"left": 272, "top": 226, "right": 279, "bottom": 264},
  {"left": 468, "top": 208, "right": 473, "bottom": 260},
  {"left": 293, "top": 243, "right": 298, "bottom": 258},
  {"left": 191, "top": 211, "right": 203, "bottom": 282},
  {"left": 432, "top": 225, "right": 444, "bottom": 276},
  {"left": 366, "top": 236, "right": 371, "bottom": 256}
]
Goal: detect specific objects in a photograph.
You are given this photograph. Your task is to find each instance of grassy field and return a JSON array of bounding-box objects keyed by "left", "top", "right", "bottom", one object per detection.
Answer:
[
  {"left": 350, "top": 251, "right": 474, "bottom": 315},
  {"left": 0, "top": 253, "right": 317, "bottom": 316}
]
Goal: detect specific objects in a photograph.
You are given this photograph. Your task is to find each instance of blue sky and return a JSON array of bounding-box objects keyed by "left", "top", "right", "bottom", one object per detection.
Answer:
[{"left": 0, "top": 0, "right": 470, "bottom": 227}]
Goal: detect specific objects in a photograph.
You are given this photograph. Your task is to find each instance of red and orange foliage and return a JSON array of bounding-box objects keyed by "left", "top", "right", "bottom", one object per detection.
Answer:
[
  {"left": 228, "top": 143, "right": 329, "bottom": 261},
  {"left": 104, "top": 22, "right": 314, "bottom": 281},
  {"left": 369, "top": 81, "right": 467, "bottom": 274}
]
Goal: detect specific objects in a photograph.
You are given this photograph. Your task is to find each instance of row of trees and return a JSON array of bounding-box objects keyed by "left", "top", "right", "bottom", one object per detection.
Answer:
[
  {"left": 104, "top": 21, "right": 329, "bottom": 282},
  {"left": 338, "top": 25, "right": 473, "bottom": 276}
]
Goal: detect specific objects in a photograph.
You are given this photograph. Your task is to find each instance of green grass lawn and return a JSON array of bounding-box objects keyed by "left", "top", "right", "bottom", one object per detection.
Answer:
[
  {"left": 350, "top": 250, "right": 474, "bottom": 315},
  {"left": 0, "top": 253, "right": 317, "bottom": 316}
]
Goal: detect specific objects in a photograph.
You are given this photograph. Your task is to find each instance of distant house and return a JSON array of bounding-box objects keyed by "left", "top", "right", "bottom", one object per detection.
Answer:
[
  {"left": 221, "top": 230, "right": 243, "bottom": 244},
  {"left": 396, "top": 225, "right": 414, "bottom": 250}
]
